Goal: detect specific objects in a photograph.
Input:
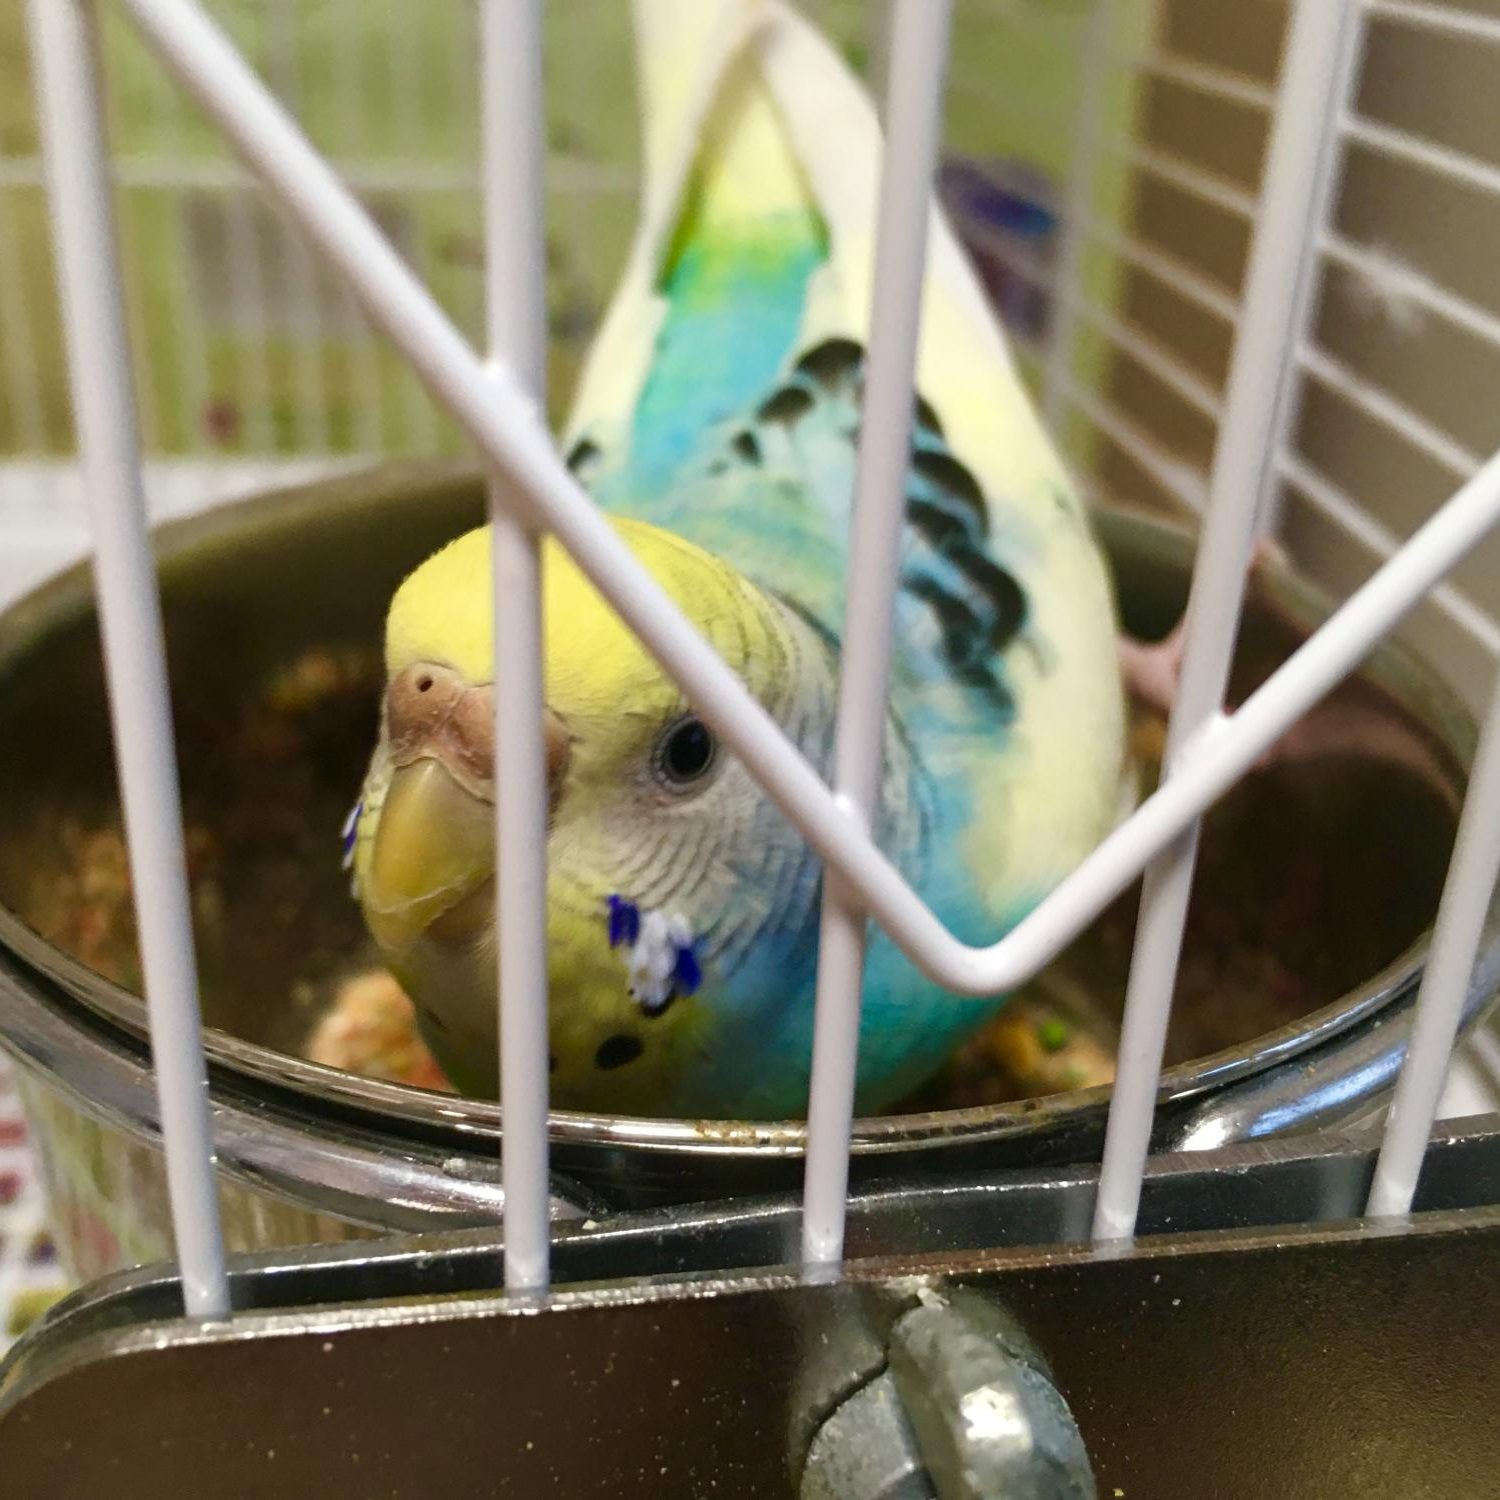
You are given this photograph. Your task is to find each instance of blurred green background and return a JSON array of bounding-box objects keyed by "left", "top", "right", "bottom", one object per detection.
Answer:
[{"left": 0, "top": 0, "right": 1150, "bottom": 462}]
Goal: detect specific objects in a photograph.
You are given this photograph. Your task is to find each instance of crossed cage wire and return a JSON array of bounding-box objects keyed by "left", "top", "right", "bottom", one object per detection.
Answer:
[{"left": 21, "top": 0, "right": 1500, "bottom": 1323}]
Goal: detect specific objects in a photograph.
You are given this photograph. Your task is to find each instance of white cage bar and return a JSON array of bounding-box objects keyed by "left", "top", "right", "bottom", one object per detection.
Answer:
[
  {"left": 19, "top": 0, "right": 1500, "bottom": 1315},
  {"left": 480, "top": 0, "right": 553, "bottom": 1293},
  {"left": 1093, "top": 0, "right": 1362, "bottom": 1243},
  {"left": 1370, "top": 674, "right": 1500, "bottom": 1215},
  {"left": 802, "top": 0, "right": 954, "bottom": 1269},
  {"left": 25, "top": 0, "right": 228, "bottom": 1318}
]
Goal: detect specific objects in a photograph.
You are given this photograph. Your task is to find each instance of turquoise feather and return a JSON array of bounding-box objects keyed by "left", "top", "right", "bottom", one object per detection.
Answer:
[
  {"left": 621, "top": 209, "right": 827, "bottom": 494},
  {"left": 573, "top": 262, "right": 1049, "bottom": 1110},
  {"left": 352, "top": 0, "right": 1126, "bottom": 1120},
  {"left": 559, "top": 0, "right": 1125, "bottom": 1114}
]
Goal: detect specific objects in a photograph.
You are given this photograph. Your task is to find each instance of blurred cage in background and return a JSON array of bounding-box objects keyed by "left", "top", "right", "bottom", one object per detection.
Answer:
[
  {"left": 0, "top": 0, "right": 1145, "bottom": 579},
  {"left": 6, "top": 0, "right": 1500, "bottom": 717}
]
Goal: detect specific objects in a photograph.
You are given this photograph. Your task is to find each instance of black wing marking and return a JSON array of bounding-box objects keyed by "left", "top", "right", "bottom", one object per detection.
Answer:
[{"left": 711, "top": 336, "right": 1031, "bottom": 709}]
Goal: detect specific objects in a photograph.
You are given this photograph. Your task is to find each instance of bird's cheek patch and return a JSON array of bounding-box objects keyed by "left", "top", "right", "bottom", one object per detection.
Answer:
[{"left": 605, "top": 896, "right": 701, "bottom": 1017}]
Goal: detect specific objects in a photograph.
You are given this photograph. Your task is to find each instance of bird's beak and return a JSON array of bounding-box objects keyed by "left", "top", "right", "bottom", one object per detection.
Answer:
[
  {"left": 361, "top": 671, "right": 571, "bottom": 954},
  {"left": 362, "top": 756, "right": 494, "bottom": 953}
]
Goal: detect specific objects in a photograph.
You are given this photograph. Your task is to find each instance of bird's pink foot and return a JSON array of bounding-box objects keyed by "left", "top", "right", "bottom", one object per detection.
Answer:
[
  {"left": 1117, "top": 533, "right": 1288, "bottom": 721},
  {"left": 1117, "top": 534, "right": 1455, "bottom": 799}
]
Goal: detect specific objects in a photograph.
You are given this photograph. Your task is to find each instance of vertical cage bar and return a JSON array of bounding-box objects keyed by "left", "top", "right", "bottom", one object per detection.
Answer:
[
  {"left": 157, "top": 59, "right": 216, "bottom": 454},
  {"left": 26, "top": 0, "right": 227, "bottom": 1318},
  {"left": 393, "top": 0, "right": 441, "bottom": 453},
  {"left": 330, "top": 0, "right": 383, "bottom": 456},
  {"left": 1092, "top": 0, "right": 1358, "bottom": 1243},
  {"left": 267, "top": 0, "right": 330, "bottom": 455},
  {"left": 274, "top": 217, "right": 330, "bottom": 452},
  {"left": 114, "top": 188, "right": 163, "bottom": 451},
  {"left": 129, "top": 6, "right": 212, "bottom": 455},
  {"left": 482, "top": 4, "right": 546, "bottom": 395},
  {"left": 1042, "top": 0, "right": 1111, "bottom": 436},
  {"left": 481, "top": 0, "right": 551, "bottom": 1294},
  {"left": 225, "top": 188, "right": 277, "bottom": 452},
  {"left": 801, "top": 0, "right": 953, "bottom": 1269},
  {"left": 1368, "top": 673, "right": 1500, "bottom": 1216},
  {"left": 0, "top": 190, "right": 49, "bottom": 453},
  {"left": 1257, "top": 12, "right": 1371, "bottom": 536}
]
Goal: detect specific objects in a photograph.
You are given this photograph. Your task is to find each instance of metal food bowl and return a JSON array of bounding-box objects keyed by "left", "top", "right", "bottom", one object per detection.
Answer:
[{"left": 0, "top": 462, "right": 1494, "bottom": 1281}]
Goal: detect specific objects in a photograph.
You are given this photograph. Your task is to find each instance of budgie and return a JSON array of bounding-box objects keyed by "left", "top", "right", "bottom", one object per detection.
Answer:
[{"left": 346, "top": 0, "right": 1128, "bottom": 1118}]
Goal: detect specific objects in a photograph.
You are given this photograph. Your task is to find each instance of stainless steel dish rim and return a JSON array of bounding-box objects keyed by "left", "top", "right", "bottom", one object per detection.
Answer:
[
  {"left": 0, "top": 462, "right": 1482, "bottom": 1159},
  {"left": 0, "top": 940, "right": 601, "bottom": 1226}
]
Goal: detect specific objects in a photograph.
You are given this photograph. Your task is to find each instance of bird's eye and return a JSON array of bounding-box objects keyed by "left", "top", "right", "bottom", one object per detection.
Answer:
[{"left": 656, "top": 715, "right": 717, "bottom": 787}]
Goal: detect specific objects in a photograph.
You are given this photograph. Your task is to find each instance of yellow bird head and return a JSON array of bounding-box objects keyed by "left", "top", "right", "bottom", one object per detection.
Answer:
[{"left": 350, "top": 515, "right": 836, "bottom": 1101}]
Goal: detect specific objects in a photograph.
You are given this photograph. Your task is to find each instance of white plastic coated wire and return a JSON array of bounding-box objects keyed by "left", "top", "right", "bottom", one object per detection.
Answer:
[
  {"left": 1093, "top": 0, "right": 1360, "bottom": 1243},
  {"left": 1370, "top": 674, "right": 1500, "bottom": 1215},
  {"left": 480, "top": 0, "right": 552, "bottom": 1294},
  {"left": 24, "top": 0, "right": 1500, "bottom": 1308},
  {"left": 802, "top": 0, "right": 954, "bottom": 1269},
  {"left": 24, "top": 0, "right": 228, "bottom": 1319}
]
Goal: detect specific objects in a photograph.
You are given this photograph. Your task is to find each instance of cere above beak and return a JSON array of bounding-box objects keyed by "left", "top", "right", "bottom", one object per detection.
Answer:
[{"left": 360, "top": 663, "right": 570, "bottom": 952}]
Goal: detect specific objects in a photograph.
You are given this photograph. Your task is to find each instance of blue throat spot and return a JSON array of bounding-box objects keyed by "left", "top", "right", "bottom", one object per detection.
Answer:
[
  {"left": 605, "top": 894, "right": 703, "bottom": 1009},
  {"left": 607, "top": 894, "right": 642, "bottom": 949},
  {"left": 671, "top": 943, "right": 702, "bottom": 997}
]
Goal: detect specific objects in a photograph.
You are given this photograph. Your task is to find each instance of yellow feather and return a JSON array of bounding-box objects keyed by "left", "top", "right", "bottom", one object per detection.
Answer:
[
  {"left": 673, "top": 55, "right": 812, "bottom": 232},
  {"left": 385, "top": 515, "right": 786, "bottom": 720},
  {"left": 564, "top": 0, "right": 810, "bottom": 456}
]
